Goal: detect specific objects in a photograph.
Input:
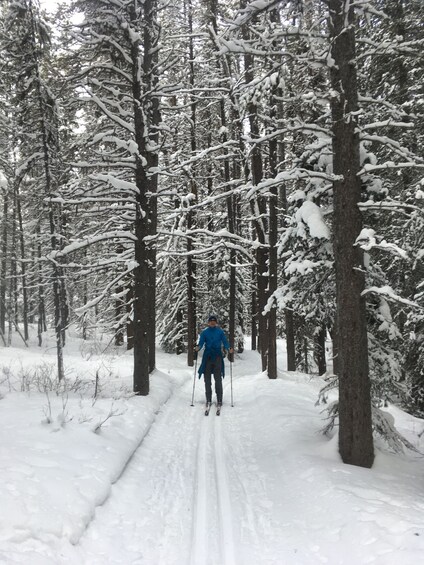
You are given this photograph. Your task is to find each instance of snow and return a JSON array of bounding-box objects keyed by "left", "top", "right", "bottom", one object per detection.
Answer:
[
  {"left": 90, "top": 174, "right": 140, "bottom": 194},
  {"left": 362, "top": 285, "right": 419, "bottom": 308},
  {"left": 50, "top": 231, "right": 138, "bottom": 259},
  {"left": 1, "top": 333, "right": 424, "bottom": 564},
  {"left": 295, "top": 201, "right": 330, "bottom": 239},
  {"left": 0, "top": 171, "right": 7, "bottom": 188},
  {"left": 356, "top": 228, "right": 409, "bottom": 259}
]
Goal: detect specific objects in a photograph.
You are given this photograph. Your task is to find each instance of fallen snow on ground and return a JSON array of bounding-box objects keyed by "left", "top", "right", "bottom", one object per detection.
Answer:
[{"left": 1, "top": 332, "right": 424, "bottom": 564}]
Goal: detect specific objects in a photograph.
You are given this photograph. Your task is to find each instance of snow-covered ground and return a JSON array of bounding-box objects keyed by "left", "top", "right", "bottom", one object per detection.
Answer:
[{"left": 1, "top": 332, "right": 424, "bottom": 564}]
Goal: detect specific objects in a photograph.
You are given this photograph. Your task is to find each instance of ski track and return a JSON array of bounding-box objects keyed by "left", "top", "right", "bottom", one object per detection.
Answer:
[
  {"left": 190, "top": 413, "right": 209, "bottom": 565},
  {"left": 76, "top": 372, "right": 274, "bottom": 565},
  {"left": 191, "top": 400, "right": 237, "bottom": 565},
  {"left": 224, "top": 407, "right": 278, "bottom": 565},
  {"left": 214, "top": 415, "right": 236, "bottom": 565},
  {"left": 77, "top": 381, "right": 200, "bottom": 564}
]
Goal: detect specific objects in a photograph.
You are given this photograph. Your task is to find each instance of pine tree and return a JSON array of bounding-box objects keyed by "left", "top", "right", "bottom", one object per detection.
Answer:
[
  {"left": 61, "top": 0, "right": 162, "bottom": 394},
  {"left": 329, "top": 0, "right": 374, "bottom": 468},
  {"left": 2, "top": 0, "right": 68, "bottom": 374}
]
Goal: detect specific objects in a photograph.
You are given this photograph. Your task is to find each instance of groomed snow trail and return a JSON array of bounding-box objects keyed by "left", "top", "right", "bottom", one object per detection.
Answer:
[
  {"left": 214, "top": 416, "right": 236, "bottom": 565},
  {"left": 77, "top": 379, "right": 202, "bottom": 565},
  {"left": 76, "top": 353, "right": 276, "bottom": 565},
  {"left": 191, "top": 409, "right": 236, "bottom": 565},
  {"left": 71, "top": 347, "right": 424, "bottom": 565},
  {"left": 4, "top": 343, "right": 424, "bottom": 564}
]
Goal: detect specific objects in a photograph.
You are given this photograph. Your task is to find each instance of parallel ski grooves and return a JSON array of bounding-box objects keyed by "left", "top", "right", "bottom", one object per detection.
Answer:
[
  {"left": 214, "top": 415, "right": 236, "bottom": 565},
  {"left": 190, "top": 413, "right": 209, "bottom": 565}
]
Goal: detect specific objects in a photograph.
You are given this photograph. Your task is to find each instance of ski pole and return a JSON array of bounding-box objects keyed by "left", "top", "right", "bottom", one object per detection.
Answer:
[
  {"left": 191, "top": 354, "right": 198, "bottom": 406},
  {"left": 230, "top": 354, "right": 234, "bottom": 407}
]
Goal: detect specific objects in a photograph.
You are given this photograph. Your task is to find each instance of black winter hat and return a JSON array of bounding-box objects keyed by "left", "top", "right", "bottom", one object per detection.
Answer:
[{"left": 208, "top": 315, "right": 218, "bottom": 322}]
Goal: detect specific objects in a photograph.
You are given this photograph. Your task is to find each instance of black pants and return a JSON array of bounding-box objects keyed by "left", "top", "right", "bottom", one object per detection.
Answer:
[{"left": 204, "top": 355, "right": 223, "bottom": 404}]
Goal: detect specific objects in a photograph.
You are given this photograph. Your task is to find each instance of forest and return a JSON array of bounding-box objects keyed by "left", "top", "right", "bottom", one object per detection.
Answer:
[
  {"left": 1, "top": 0, "right": 424, "bottom": 467},
  {"left": 1, "top": 1, "right": 424, "bottom": 563}
]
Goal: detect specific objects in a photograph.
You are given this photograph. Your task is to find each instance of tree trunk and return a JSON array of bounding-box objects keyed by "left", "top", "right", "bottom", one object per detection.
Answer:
[
  {"left": 219, "top": 97, "right": 236, "bottom": 362},
  {"left": 126, "top": 282, "right": 134, "bottom": 350},
  {"left": 267, "top": 194, "right": 278, "bottom": 378},
  {"left": 285, "top": 310, "right": 296, "bottom": 371},
  {"left": 115, "top": 285, "right": 125, "bottom": 346},
  {"left": 186, "top": 0, "right": 197, "bottom": 368},
  {"left": 82, "top": 279, "right": 88, "bottom": 341},
  {"left": 36, "top": 225, "right": 46, "bottom": 346},
  {"left": 133, "top": 229, "right": 150, "bottom": 395},
  {"left": 242, "top": 14, "right": 268, "bottom": 370},
  {"left": 131, "top": 0, "right": 160, "bottom": 394},
  {"left": 114, "top": 246, "right": 125, "bottom": 346},
  {"left": 329, "top": 324, "right": 339, "bottom": 376},
  {"left": 58, "top": 207, "right": 69, "bottom": 346},
  {"left": 267, "top": 93, "right": 279, "bottom": 379},
  {"left": 314, "top": 326, "right": 327, "bottom": 376},
  {"left": 16, "top": 183, "right": 29, "bottom": 341},
  {"left": 1, "top": 187, "right": 8, "bottom": 335},
  {"left": 176, "top": 270, "right": 184, "bottom": 355},
  {"left": 251, "top": 263, "right": 257, "bottom": 351},
  {"left": 278, "top": 136, "right": 296, "bottom": 371},
  {"left": 147, "top": 201, "right": 157, "bottom": 375},
  {"left": 186, "top": 226, "right": 196, "bottom": 366},
  {"left": 7, "top": 193, "right": 17, "bottom": 346},
  {"left": 303, "top": 337, "right": 309, "bottom": 374},
  {"left": 329, "top": 0, "right": 374, "bottom": 468}
]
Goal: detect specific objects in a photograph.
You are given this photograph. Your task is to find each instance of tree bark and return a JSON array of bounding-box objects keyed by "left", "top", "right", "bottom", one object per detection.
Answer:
[
  {"left": 1, "top": 187, "right": 8, "bottom": 335},
  {"left": 241, "top": 4, "right": 268, "bottom": 370},
  {"left": 329, "top": 0, "right": 374, "bottom": 468},
  {"left": 285, "top": 310, "right": 296, "bottom": 371},
  {"left": 278, "top": 138, "right": 296, "bottom": 371},
  {"left": 267, "top": 81, "right": 279, "bottom": 379},
  {"left": 16, "top": 183, "right": 29, "bottom": 341},
  {"left": 218, "top": 97, "right": 236, "bottom": 362},
  {"left": 131, "top": 0, "right": 160, "bottom": 394},
  {"left": 36, "top": 223, "right": 46, "bottom": 346},
  {"left": 314, "top": 326, "right": 327, "bottom": 376},
  {"left": 329, "top": 324, "right": 339, "bottom": 376},
  {"left": 186, "top": 0, "right": 197, "bottom": 367},
  {"left": 176, "top": 268, "right": 184, "bottom": 355},
  {"left": 126, "top": 282, "right": 134, "bottom": 350},
  {"left": 251, "top": 263, "right": 257, "bottom": 351},
  {"left": 303, "top": 337, "right": 309, "bottom": 374},
  {"left": 115, "top": 286, "right": 125, "bottom": 346},
  {"left": 9, "top": 191, "right": 18, "bottom": 345}
]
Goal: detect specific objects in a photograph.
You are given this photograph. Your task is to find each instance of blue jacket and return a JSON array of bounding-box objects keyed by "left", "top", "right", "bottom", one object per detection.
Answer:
[{"left": 197, "top": 326, "right": 230, "bottom": 379}]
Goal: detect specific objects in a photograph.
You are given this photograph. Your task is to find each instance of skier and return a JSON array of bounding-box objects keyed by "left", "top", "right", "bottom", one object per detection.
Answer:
[{"left": 195, "top": 315, "right": 233, "bottom": 413}]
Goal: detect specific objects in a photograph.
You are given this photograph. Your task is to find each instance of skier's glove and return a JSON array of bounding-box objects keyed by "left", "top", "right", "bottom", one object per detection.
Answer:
[{"left": 193, "top": 348, "right": 198, "bottom": 360}]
